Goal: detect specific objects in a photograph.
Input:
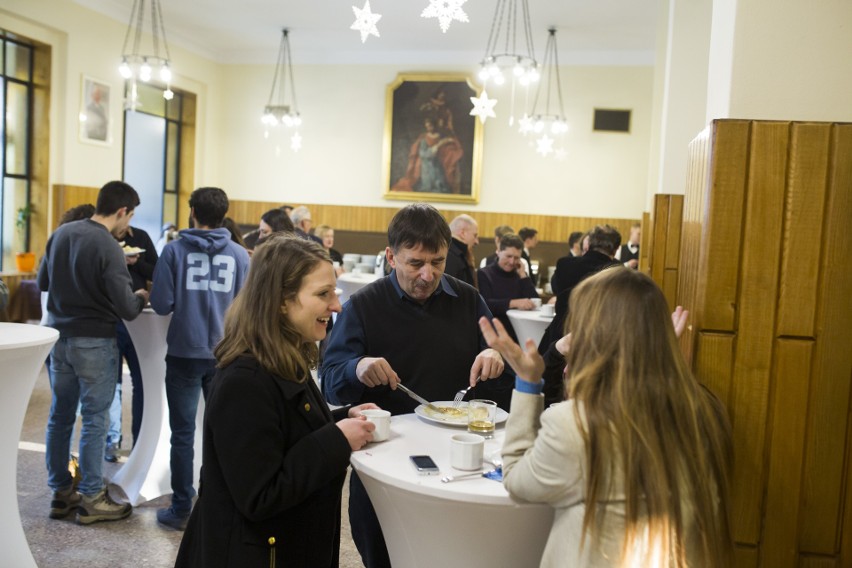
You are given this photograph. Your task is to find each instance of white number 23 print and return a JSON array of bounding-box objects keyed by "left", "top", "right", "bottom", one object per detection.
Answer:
[{"left": 185, "top": 253, "right": 236, "bottom": 292}]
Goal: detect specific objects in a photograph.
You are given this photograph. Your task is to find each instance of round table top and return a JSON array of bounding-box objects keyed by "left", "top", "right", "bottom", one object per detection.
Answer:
[
  {"left": 506, "top": 308, "right": 555, "bottom": 322},
  {"left": 350, "top": 413, "right": 532, "bottom": 507},
  {"left": 0, "top": 323, "right": 59, "bottom": 350},
  {"left": 337, "top": 271, "right": 382, "bottom": 284}
]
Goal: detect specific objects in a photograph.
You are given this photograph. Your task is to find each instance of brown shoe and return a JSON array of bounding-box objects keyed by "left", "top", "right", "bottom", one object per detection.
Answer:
[
  {"left": 76, "top": 489, "right": 132, "bottom": 525},
  {"left": 49, "top": 486, "right": 81, "bottom": 519}
]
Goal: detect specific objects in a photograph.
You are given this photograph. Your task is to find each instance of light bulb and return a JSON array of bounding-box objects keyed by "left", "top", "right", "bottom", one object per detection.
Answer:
[
  {"left": 494, "top": 73, "right": 505, "bottom": 86},
  {"left": 534, "top": 120, "right": 544, "bottom": 133},
  {"left": 527, "top": 67, "right": 540, "bottom": 83},
  {"left": 139, "top": 60, "right": 152, "bottom": 82},
  {"left": 119, "top": 59, "right": 132, "bottom": 79},
  {"left": 293, "top": 115, "right": 302, "bottom": 127},
  {"left": 160, "top": 64, "right": 172, "bottom": 83},
  {"left": 478, "top": 67, "right": 490, "bottom": 81},
  {"left": 163, "top": 88, "right": 174, "bottom": 101},
  {"left": 488, "top": 64, "right": 500, "bottom": 77},
  {"left": 282, "top": 115, "right": 294, "bottom": 127},
  {"left": 513, "top": 62, "right": 524, "bottom": 77}
]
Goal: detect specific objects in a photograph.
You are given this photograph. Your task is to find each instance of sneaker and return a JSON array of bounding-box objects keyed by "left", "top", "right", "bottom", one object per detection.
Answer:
[
  {"left": 76, "top": 489, "right": 132, "bottom": 525},
  {"left": 49, "top": 486, "right": 81, "bottom": 519},
  {"left": 104, "top": 443, "right": 119, "bottom": 463},
  {"left": 156, "top": 507, "right": 190, "bottom": 531}
]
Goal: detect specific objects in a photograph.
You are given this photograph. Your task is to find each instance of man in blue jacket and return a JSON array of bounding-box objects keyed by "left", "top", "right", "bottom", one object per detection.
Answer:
[{"left": 150, "top": 187, "right": 250, "bottom": 530}]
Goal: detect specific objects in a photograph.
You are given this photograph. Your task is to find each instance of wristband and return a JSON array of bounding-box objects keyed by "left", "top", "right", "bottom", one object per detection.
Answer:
[{"left": 515, "top": 375, "right": 544, "bottom": 394}]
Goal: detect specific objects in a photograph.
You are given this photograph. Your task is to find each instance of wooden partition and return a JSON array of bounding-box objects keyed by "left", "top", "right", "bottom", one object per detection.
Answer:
[
  {"left": 678, "top": 119, "right": 852, "bottom": 567},
  {"left": 648, "top": 194, "right": 684, "bottom": 309}
]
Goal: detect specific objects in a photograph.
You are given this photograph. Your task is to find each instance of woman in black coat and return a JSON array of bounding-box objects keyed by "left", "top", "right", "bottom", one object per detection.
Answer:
[{"left": 175, "top": 235, "right": 377, "bottom": 568}]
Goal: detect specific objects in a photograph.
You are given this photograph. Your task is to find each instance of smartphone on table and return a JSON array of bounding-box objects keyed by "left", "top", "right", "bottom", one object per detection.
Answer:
[{"left": 410, "top": 455, "right": 440, "bottom": 475}]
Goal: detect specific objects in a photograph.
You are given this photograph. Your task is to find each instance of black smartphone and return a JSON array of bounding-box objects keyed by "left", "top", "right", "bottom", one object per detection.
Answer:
[{"left": 409, "top": 455, "right": 440, "bottom": 475}]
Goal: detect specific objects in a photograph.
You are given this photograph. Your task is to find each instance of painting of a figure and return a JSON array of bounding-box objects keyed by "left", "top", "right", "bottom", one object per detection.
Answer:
[{"left": 383, "top": 75, "right": 483, "bottom": 204}]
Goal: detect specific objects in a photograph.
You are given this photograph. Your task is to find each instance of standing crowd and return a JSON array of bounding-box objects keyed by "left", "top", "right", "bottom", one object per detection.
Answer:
[{"left": 36, "top": 182, "right": 732, "bottom": 567}]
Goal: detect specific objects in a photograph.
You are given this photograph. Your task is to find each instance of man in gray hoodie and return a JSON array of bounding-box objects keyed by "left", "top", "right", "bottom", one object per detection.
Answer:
[
  {"left": 150, "top": 187, "right": 250, "bottom": 530},
  {"left": 38, "top": 180, "right": 148, "bottom": 524}
]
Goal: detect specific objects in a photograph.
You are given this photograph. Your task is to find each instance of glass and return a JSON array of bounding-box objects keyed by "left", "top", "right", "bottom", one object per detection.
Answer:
[
  {"left": 5, "top": 81, "right": 30, "bottom": 175},
  {"left": 467, "top": 399, "right": 497, "bottom": 438},
  {"left": 2, "top": 177, "right": 29, "bottom": 270},
  {"left": 166, "top": 122, "right": 179, "bottom": 190},
  {"left": 5, "top": 41, "right": 32, "bottom": 82}
]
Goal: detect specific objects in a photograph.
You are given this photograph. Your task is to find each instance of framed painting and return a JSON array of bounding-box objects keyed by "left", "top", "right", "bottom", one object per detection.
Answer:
[
  {"left": 79, "top": 75, "right": 111, "bottom": 145},
  {"left": 382, "top": 74, "right": 483, "bottom": 204}
]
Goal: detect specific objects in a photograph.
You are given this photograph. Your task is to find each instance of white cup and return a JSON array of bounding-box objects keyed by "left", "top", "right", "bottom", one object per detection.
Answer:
[
  {"left": 541, "top": 303, "right": 555, "bottom": 317},
  {"left": 361, "top": 409, "right": 391, "bottom": 442},
  {"left": 531, "top": 297, "right": 542, "bottom": 309},
  {"left": 450, "top": 433, "right": 484, "bottom": 470}
]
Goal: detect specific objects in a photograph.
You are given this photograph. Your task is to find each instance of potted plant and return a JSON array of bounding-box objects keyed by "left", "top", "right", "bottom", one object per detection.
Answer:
[{"left": 15, "top": 204, "right": 36, "bottom": 272}]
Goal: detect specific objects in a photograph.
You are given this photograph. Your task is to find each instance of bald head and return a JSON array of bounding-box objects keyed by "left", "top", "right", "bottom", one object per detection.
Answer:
[{"left": 449, "top": 214, "right": 479, "bottom": 247}]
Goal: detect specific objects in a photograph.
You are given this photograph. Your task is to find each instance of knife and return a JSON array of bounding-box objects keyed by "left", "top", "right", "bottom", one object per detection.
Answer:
[{"left": 396, "top": 383, "right": 440, "bottom": 412}]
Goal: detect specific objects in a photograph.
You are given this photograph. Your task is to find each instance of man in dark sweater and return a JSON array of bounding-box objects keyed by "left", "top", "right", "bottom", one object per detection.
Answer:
[
  {"left": 38, "top": 181, "right": 148, "bottom": 524},
  {"left": 445, "top": 213, "right": 479, "bottom": 288},
  {"left": 322, "top": 204, "right": 507, "bottom": 568},
  {"left": 477, "top": 233, "right": 540, "bottom": 342}
]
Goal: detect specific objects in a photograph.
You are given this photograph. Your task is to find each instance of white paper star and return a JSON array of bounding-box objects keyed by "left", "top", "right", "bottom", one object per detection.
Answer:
[
  {"left": 469, "top": 91, "right": 497, "bottom": 124},
  {"left": 290, "top": 132, "right": 302, "bottom": 151},
  {"left": 536, "top": 135, "right": 554, "bottom": 157},
  {"left": 518, "top": 114, "right": 534, "bottom": 135},
  {"left": 555, "top": 148, "right": 568, "bottom": 161},
  {"left": 421, "top": 0, "right": 469, "bottom": 33},
  {"left": 351, "top": 1, "right": 382, "bottom": 43}
]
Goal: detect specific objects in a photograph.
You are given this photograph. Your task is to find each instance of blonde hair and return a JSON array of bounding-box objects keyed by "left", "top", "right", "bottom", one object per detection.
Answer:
[
  {"left": 314, "top": 224, "right": 333, "bottom": 241},
  {"left": 565, "top": 268, "right": 732, "bottom": 567},
  {"left": 215, "top": 235, "right": 330, "bottom": 382}
]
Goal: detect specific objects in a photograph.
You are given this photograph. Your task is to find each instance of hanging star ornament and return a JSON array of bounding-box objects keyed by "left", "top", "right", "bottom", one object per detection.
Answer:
[
  {"left": 290, "top": 132, "right": 302, "bottom": 152},
  {"left": 518, "top": 114, "right": 534, "bottom": 136},
  {"left": 469, "top": 91, "right": 497, "bottom": 124},
  {"left": 536, "top": 135, "right": 555, "bottom": 157},
  {"left": 421, "top": 0, "right": 469, "bottom": 33},
  {"left": 351, "top": 1, "right": 382, "bottom": 43}
]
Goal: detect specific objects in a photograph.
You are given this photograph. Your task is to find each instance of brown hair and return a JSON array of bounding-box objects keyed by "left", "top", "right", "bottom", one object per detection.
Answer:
[
  {"left": 215, "top": 235, "right": 330, "bottom": 382},
  {"left": 565, "top": 268, "right": 732, "bottom": 567}
]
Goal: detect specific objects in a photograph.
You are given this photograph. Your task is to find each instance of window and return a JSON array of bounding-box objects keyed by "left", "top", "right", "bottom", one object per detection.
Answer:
[{"left": 0, "top": 34, "right": 34, "bottom": 271}]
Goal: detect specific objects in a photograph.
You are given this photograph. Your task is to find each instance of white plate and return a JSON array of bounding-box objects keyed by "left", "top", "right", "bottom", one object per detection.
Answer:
[
  {"left": 123, "top": 248, "right": 145, "bottom": 256},
  {"left": 414, "top": 401, "right": 509, "bottom": 427}
]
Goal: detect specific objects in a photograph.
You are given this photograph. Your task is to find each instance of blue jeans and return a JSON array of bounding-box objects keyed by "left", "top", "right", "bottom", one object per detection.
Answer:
[
  {"left": 107, "top": 321, "right": 144, "bottom": 447},
  {"left": 46, "top": 337, "right": 119, "bottom": 496},
  {"left": 165, "top": 355, "right": 214, "bottom": 514}
]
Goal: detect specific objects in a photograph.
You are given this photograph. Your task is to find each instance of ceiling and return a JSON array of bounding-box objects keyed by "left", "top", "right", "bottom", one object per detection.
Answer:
[{"left": 74, "top": 0, "right": 659, "bottom": 66}]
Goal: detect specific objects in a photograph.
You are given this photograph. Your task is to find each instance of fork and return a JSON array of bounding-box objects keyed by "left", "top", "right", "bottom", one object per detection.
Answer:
[{"left": 452, "top": 378, "right": 479, "bottom": 408}]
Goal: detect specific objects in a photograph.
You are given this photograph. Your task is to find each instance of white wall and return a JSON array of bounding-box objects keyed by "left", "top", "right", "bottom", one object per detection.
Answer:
[
  {"left": 1, "top": 0, "right": 655, "bottom": 221},
  {"left": 220, "top": 63, "right": 654, "bottom": 219}
]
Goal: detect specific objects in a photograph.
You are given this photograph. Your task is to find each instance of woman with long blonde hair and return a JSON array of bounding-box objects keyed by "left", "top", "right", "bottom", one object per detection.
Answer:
[
  {"left": 176, "top": 235, "right": 377, "bottom": 567},
  {"left": 480, "top": 267, "right": 732, "bottom": 567}
]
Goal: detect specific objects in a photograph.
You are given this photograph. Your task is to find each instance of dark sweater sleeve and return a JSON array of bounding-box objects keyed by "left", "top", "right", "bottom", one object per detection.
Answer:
[{"left": 131, "top": 230, "right": 158, "bottom": 284}]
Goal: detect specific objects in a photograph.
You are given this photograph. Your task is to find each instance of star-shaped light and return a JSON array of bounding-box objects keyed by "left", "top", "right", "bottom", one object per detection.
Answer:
[
  {"left": 518, "top": 114, "right": 534, "bottom": 135},
  {"left": 421, "top": 0, "right": 469, "bottom": 33},
  {"left": 351, "top": 1, "right": 382, "bottom": 43},
  {"left": 469, "top": 91, "right": 497, "bottom": 124},
  {"left": 290, "top": 132, "right": 302, "bottom": 152},
  {"left": 555, "top": 148, "right": 568, "bottom": 161},
  {"left": 536, "top": 135, "right": 554, "bottom": 157}
]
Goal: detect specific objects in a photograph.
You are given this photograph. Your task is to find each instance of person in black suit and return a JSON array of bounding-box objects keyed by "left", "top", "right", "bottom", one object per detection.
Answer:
[
  {"left": 175, "top": 236, "right": 376, "bottom": 567},
  {"left": 445, "top": 214, "right": 479, "bottom": 288},
  {"left": 539, "top": 225, "right": 621, "bottom": 405}
]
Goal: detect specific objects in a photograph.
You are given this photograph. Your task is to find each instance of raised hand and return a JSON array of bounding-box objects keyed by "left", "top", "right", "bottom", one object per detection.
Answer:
[{"left": 478, "top": 316, "right": 544, "bottom": 384}]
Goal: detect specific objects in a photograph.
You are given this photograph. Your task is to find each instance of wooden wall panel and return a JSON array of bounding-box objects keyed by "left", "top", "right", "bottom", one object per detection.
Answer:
[
  {"left": 648, "top": 194, "right": 684, "bottom": 311},
  {"left": 700, "top": 120, "right": 750, "bottom": 332},
  {"left": 682, "top": 120, "right": 852, "bottom": 566},
  {"left": 776, "top": 124, "right": 830, "bottom": 337},
  {"left": 650, "top": 194, "right": 671, "bottom": 286},
  {"left": 761, "top": 339, "right": 813, "bottom": 568},
  {"left": 729, "top": 121, "right": 789, "bottom": 542},
  {"left": 51, "top": 185, "right": 99, "bottom": 231},
  {"left": 639, "top": 211, "right": 651, "bottom": 272},
  {"left": 798, "top": 123, "right": 852, "bottom": 553}
]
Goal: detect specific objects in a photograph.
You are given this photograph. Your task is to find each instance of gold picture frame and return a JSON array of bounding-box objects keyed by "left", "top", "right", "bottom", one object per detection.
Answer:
[{"left": 382, "top": 74, "right": 483, "bottom": 204}]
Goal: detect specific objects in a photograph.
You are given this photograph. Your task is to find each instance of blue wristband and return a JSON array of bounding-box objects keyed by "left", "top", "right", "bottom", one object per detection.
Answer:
[{"left": 515, "top": 375, "right": 544, "bottom": 394}]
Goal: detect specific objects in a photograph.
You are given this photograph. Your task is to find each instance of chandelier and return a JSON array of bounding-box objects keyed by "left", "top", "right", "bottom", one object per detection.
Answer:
[
  {"left": 262, "top": 29, "right": 302, "bottom": 131},
  {"left": 118, "top": 0, "right": 173, "bottom": 105},
  {"left": 521, "top": 28, "right": 568, "bottom": 157}
]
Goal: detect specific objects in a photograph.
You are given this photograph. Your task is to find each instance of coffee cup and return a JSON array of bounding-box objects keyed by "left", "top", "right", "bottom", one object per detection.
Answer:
[
  {"left": 531, "top": 297, "right": 542, "bottom": 309},
  {"left": 361, "top": 409, "right": 391, "bottom": 442},
  {"left": 450, "top": 433, "right": 484, "bottom": 470},
  {"left": 541, "top": 303, "right": 555, "bottom": 317}
]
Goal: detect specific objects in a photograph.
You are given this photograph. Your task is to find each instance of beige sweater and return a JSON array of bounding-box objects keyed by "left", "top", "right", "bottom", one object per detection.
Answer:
[{"left": 502, "top": 390, "right": 702, "bottom": 567}]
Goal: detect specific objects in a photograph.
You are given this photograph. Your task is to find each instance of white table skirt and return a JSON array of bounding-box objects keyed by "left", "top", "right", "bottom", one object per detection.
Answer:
[
  {"left": 109, "top": 309, "right": 204, "bottom": 505},
  {"left": 350, "top": 414, "right": 553, "bottom": 567},
  {"left": 1, "top": 323, "right": 58, "bottom": 568},
  {"left": 336, "top": 272, "right": 381, "bottom": 305},
  {"left": 506, "top": 308, "right": 554, "bottom": 346}
]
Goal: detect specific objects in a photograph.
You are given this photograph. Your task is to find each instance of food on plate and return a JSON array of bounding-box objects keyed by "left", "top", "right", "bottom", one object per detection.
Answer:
[
  {"left": 122, "top": 245, "right": 145, "bottom": 255},
  {"left": 424, "top": 405, "right": 467, "bottom": 420}
]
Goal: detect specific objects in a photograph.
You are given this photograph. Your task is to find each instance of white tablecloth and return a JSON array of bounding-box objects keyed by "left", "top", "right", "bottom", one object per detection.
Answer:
[
  {"left": 109, "top": 309, "right": 204, "bottom": 505},
  {"left": 350, "top": 414, "right": 552, "bottom": 567},
  {"left": 506, "top": 308, "right": 554, "bottom": 346},
  {"left": 1, "top": 323, "right": 58, "bottom": 568}
]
